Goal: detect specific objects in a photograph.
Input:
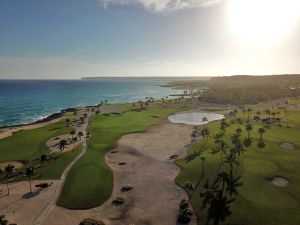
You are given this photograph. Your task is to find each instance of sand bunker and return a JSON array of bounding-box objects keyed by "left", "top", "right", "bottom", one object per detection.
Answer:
[
  {"left": 0, "top": 161, "right": 24, "bottom": 170},
  {"left": 46, "top": 134, "right": 81, "bottom": 153},
  {"left": 280, "top": 142, "right": 295, "bottom": 150},
  {"left": 271, "top": 176, "right": 289, "bottom": 187}
]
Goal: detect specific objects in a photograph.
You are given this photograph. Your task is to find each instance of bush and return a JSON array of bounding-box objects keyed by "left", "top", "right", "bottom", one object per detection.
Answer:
[
  {"left": 79, "top": 218, "right": 105, "bottom": 225},
  {"left": 112, "top": 197, "right": 125, "bottom": 205},
  {"left": 243, "top": 138, "right": 252, "bottom": 147},
  {"left": 257, "top": 141, "right": 265, "bottom": 148},
  {"left": 178, "top": 199, "right": 193, "bottom": 224},
  {"left": 179, "top": 199, "right": 189, "bottom": 210},
  {"left": 177, "top": 207, "right": 193, "bottom": 224},
  {"left": 121, "top": 184, "right": 133, "bottom": 192}
]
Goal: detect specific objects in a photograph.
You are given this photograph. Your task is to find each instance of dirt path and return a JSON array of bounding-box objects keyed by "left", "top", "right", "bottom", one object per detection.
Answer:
[{"left": 33, "top": 110, "right": 92, "bottom": 225}]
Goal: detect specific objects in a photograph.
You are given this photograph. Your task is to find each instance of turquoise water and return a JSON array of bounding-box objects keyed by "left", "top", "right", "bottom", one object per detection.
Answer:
[
  {"left": 0, "top": 79, "right": 183, "bottom": 126},
  {"left": 168, "top": 112, "right": 224, "bottom": 125}
]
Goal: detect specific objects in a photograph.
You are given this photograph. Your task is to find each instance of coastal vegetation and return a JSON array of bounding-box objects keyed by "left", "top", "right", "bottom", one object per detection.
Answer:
[
  {"left": 0, "top": 114, "right": 83, "bottom": 182},
  {"left": 167, "top": 75, "right": 300, "bottom": 104}
]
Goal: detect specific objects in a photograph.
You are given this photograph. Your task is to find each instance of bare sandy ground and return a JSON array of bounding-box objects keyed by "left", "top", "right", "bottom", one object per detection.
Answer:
[
  {"left": 0, "top": 180, "right": 59, "bottom": 224},
  {"left": 0, "top": 161, "right": 24, "bottom": 171},
  {"left": 46, "top": 134, "right": 82, "bottom": 153},
  {"left": 280, "top": 142, "right": 295, "bottom": 150},
  {"left": 271, "top": 176, "right": 290, "bottom": 187}
]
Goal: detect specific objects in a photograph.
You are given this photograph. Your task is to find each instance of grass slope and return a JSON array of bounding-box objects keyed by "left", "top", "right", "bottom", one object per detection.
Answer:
[
  {"left": 0, "top": 116, "right": 82, "bottom": 180},
  {"left": 175, "top": 108, "right": 300, "bottom": 225},
  {"left": 57, "top": 105, "right": 188, "bottom": 209}
]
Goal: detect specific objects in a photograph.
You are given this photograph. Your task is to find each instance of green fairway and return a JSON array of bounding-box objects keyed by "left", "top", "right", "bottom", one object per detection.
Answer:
[
  {"left": 0, "top": 116, "right": 82, "bottom": 180},
  {"left": 57, "top": 104, "right": 189, "bottom": 209},
  {"left": 175, "top": 108, "right": 300, "bottom": 225}
]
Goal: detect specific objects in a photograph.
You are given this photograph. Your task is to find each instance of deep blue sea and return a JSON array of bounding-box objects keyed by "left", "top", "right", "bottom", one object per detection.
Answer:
[{"left": 0, "top": 79, "right": 183, "bottom": 127}]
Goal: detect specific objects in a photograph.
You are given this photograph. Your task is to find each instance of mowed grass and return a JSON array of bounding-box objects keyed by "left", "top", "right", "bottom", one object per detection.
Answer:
[
  {"left": 0, "top": 116, "right": 82, "bottom": 180},
  {"left": 57, "top": 105, "right": 189, "bottom": 209},
  {"left": 175, "top": 108, "right": 300, "bottom": 225},
  {"left": 0, "top": 120, "right": 71, "bottom": 162}
]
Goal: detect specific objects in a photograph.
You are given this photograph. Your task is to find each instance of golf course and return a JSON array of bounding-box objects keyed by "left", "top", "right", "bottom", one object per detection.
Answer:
[{"left": 0, "top": 86, "right": 300, "bottom": 225}]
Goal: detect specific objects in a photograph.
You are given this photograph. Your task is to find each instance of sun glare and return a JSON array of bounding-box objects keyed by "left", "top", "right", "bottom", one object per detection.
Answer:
[{"left": 228, "top": 0, "right": 300, "bottom": 46}]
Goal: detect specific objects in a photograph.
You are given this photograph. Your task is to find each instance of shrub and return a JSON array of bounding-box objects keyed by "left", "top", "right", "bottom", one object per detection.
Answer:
[
  {"left": 112, "top": 197, "right": 125, "bottom": 205},
  {"left": 179, "top": 199, "right": 189, "bottom": 210},
  {"left": 243, "top": 138, "right": 252, "bottom": 147},
  {"left": 121, "top": 184, "right": 133, "bottom": 192},
  {"left": 257, "top": 142, "right": 265, "bottom": 148},
  {"left": 177, "top": 207, "right": 193, "bottom": 224}
]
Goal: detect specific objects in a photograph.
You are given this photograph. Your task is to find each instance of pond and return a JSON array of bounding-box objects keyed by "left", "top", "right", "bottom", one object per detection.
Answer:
[{"left": 168, "top": 112, "right": 225, "bottom": 125}]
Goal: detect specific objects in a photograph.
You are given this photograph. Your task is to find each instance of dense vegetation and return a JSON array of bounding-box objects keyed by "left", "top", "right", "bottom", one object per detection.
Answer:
[
  {"left": 168, "top": 75, "right": 300, "bottom": 104},
  {"left": 57, "top": 104, "right": 189, "bottom": 209},
  {"left": 176, "top": 105, "right": 300, "bottom": 225}
]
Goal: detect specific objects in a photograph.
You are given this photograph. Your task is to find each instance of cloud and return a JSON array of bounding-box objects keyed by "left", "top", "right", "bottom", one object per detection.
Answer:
[{"left": 100, "top": 0, "right": 224, "bottom": 12}]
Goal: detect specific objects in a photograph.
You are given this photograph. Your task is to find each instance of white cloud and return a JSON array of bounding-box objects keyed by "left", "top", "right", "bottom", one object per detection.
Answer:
[{"left": 100, "top": 0, "right": 224, "bottom": 12}]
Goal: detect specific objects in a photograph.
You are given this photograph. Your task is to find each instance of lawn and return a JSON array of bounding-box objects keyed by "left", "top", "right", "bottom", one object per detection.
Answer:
[
  {"left": 57, "top": 104, "right": 189, "bottom": 209},
  {"left": 0, "top": 114, "right": 82, "bottom": 180},
  {"left": 175, "top": 107, "right": 300, "bottom": 225}
]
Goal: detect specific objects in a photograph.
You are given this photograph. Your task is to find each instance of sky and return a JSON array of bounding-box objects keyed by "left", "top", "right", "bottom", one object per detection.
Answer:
[{"left": 0, "top": 0, "right": 300, "bottom": 79}]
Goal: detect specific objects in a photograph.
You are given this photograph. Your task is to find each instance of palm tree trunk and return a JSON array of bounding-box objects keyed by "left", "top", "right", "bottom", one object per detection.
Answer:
[
  {"left": 6, "top": 183, "right": 9, "bottom": 195},
  {"left": 29, "top": 177, "right": 32, "bottom": 193}
]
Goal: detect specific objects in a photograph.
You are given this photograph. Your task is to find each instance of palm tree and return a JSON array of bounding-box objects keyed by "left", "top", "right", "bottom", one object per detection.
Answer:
[
  {"left": 271, "top": 112, "right": 276, "bottom": 119},
  {"left": 201, "top": 127, "right": 210, "bottom": 146},
  {"left": 202, "top": 116, "right": 208, "bottom": 126},
  {"left": 25, "top": 167, "right": 35, "bottom": 193},
  {"left": 59, "top": 139, "right": 67, "bottom": 152},
  {"left": 276, "top": 111, "right": 281, "bottom": 120},
  {"left": 191, "top": 130, "right": 197, "bottom": 142},
  {"left": 264, "top": 109, "right": 271, "bottom": 119},
  {"left": 40, "top": 154, "right": 47, "bottom": 164},
  {"left": 65, "top": 118, "right": 70, "bottom": 127},
  {"left": 78, "top": 131, "right": 84, "bottom": 140},
  {"left": 233, "top": 109, "right": 238, "bottom": 117},
  {"left": 4, "top": 164, "right": 15, "bottom": 195},
  {"left": 256, "top": 111, "right": 261, "bottom": 119},
  {"left": 245, "top": 124, "right": 253, "bottom": 141},
  {"left": 235, "top": 128, "right": 242, "bottom": 137},
  {"left": 258, "top": 127, "right": 266, "bottom": 142},
  {"left": 80, "top": 117, "right": 84, "bottom": 124},
  {"left": 70, "top": 130, "right": 76, "bottom": 139},
  {"left": 247, "top": 107, "right": 252, "bottom": 121}
]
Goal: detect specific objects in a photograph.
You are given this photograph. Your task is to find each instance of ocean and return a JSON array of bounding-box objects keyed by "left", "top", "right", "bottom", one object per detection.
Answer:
[{"left": 0, "top": 78, "right": 183, "bottom": 127}]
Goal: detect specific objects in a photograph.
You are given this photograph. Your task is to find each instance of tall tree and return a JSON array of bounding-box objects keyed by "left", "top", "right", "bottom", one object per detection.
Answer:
[
  {"left": 258, "top": 128, "right": 266, "bottom": 142},
  {"left": 25, "top": 167, "right": 35, "bottom": 193},
  {"left": 245, "top": 124, "right": 253, "bottom": 141},
  {"left": 70, "top": 130, "right": 76, "bottom": 139},
  {"left": 65, "top": 118, "right": 70, "bottom": 127},
  {"left": 4, "top": 164, "right": 15, "bottom": 195}
]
